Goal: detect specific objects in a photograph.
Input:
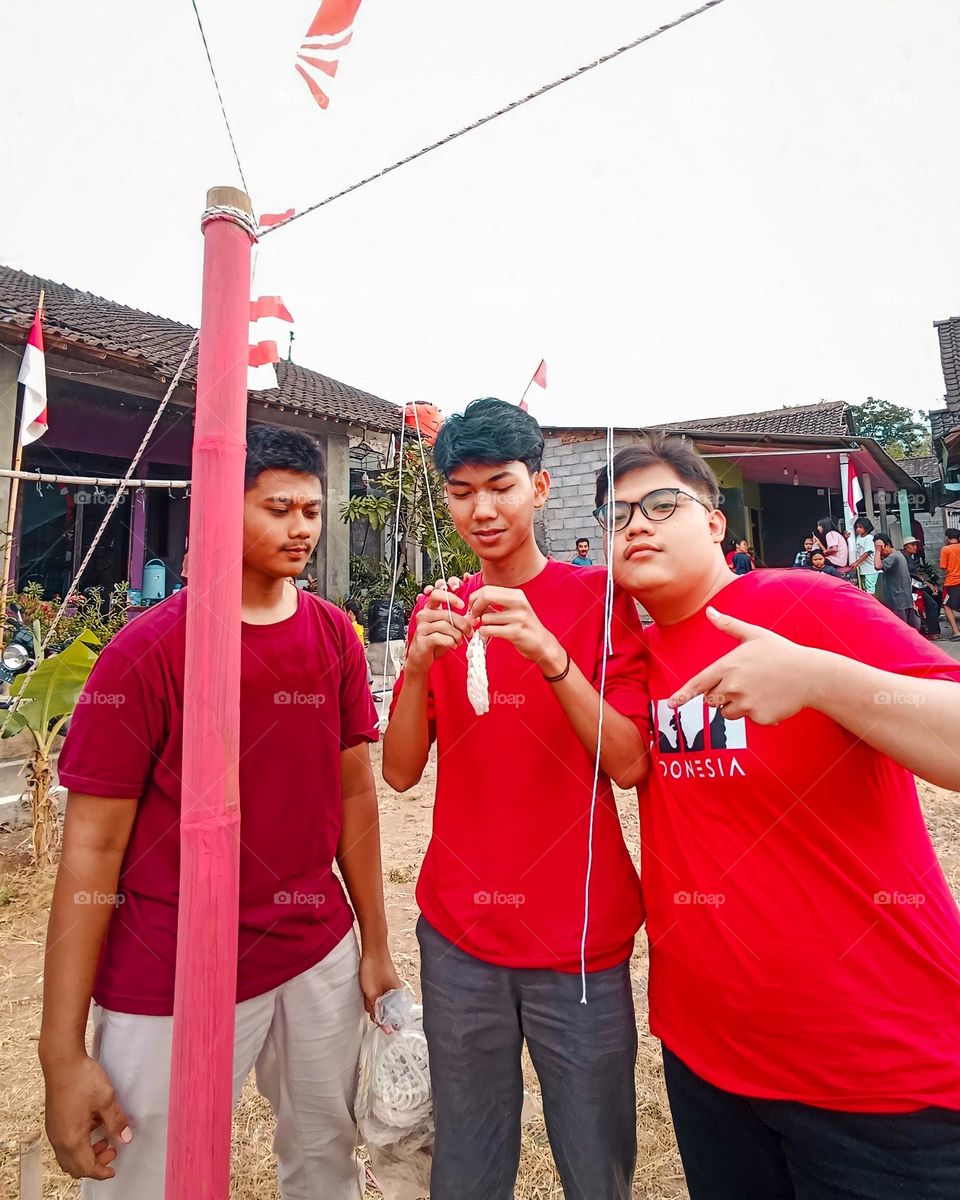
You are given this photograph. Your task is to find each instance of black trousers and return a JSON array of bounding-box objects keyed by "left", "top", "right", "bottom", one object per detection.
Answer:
[{"left": 663, "top": 1045, "right": 960, "bottom": 1200}]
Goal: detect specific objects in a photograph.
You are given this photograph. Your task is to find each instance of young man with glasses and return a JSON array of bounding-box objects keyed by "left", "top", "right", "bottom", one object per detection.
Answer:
[
  {"left": 383, "top": 397, "right": 649, "bottom": 1200},
  {"left": 594, "top": 431, "right": 960, "bottom": 1200}
]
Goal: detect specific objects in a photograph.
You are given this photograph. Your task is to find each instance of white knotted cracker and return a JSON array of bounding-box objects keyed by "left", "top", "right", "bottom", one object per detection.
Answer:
[{"left": 466, "top": 633, "right": 490, "bottom": 716}]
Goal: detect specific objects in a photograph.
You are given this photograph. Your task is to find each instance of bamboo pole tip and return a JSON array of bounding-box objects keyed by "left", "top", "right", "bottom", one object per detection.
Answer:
[{"left": 205, "top": 187, "right": 253, "bottom": 216}]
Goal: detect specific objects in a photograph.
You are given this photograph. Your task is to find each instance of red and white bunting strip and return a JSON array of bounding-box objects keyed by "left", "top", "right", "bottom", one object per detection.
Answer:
[
  {"left": 18, "top": 304, "right": 48, "bottom": 445},
  {"left": 248, "top": 295, "right": 294, "bottom": 393},
  {"left": 296, "top": 0, "right": 363, "bottom": 109}
]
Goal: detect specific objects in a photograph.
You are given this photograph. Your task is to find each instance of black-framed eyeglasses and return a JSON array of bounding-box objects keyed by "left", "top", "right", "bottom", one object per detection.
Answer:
[{"left": 593, "top": 488, "right": 713, "bottom": 532}]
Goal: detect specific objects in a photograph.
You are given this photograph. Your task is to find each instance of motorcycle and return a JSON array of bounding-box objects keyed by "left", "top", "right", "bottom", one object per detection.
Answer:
[{"left": 0, "top": 607, "right": 70, "bottom": 702}]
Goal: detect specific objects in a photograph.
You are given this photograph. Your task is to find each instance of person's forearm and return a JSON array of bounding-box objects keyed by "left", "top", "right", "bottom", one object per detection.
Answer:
[
  {"left": 808, "top": 651, "right": 960, "bottom": 790},
  {"left": 337, "top": 787, "right": 389, "bottom": 952},
  {"left": 381, "top": 668, "right": 432, "bottom": 791},
  {"left": 541, "top": 645, "right": 648, "bottom": 788},
  {"left": 40, "top": 844, "right": 124, "bottom": 1068}
]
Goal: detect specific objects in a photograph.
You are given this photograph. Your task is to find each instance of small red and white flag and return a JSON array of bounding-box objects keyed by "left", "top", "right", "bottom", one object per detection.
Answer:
[
  {"left": 18, "top": 301, "right": 48, "bottom": 445},
  {"left": 296, "top": 0, "right": 364, "bottom": 110},
  {"left": 248, "top": 295, "right": 295, "bottom": 392},
  {"left": 519, "top": 359, "right": 547, "bottom": 413},
  {"left": 845, "top": 462, "right": 863, "bottom": 515},
  {"left": 258, "top": 208, "right": 296, "bottom": 230}
]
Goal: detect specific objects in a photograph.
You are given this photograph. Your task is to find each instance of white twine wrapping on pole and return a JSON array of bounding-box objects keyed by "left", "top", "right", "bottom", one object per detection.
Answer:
[{"left": 466, "top": 632, "right": 490, "bottom": 716}]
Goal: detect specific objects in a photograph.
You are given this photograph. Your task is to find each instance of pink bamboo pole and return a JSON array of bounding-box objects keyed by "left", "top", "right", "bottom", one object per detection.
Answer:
[{"left": 165, "top": 186, "right": 253, "bottom": 1200}]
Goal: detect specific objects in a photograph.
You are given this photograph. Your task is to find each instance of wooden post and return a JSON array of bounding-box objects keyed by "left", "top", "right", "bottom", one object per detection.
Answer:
[
  {"left": 165, "top": 187, "right": 253, "bottom": 1200},
  {"left": 18, "top": 1130, "right": 42, "bottom": 1200}
]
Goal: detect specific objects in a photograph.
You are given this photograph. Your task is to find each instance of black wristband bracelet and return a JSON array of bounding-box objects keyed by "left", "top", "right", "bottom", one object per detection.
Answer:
[{"left": 542, "top": 649, "right": 571, "bottom": 684}]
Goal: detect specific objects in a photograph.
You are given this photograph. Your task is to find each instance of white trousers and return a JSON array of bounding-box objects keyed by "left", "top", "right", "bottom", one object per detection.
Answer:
[{"left": 82, "top": 931, "right": 366, "bottom": 1200}]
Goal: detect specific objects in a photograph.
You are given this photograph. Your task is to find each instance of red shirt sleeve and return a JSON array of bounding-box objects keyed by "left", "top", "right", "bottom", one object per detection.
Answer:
[
  {"left": 57, "top": 641, "right": 168, "bottom": 799},
  {"left": 335, "top": 610, "right": 380, "bottom": 749},
  {"left": 595, "top": 586, "right": 651, "bottom": 740}
]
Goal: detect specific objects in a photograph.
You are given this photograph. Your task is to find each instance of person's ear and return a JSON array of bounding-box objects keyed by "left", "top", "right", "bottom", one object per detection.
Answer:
[
  {"left": 708, "top": 507, "right": 726, "bottom": 544},
  {"left": 533, "top": 468, "right": 551, "bottom": 509}
]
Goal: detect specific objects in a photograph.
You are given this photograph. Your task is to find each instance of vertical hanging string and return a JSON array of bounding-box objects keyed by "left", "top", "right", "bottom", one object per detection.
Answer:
[
  {"left": 378, "top": 406, "right": 407, "bottom": 725},
  {"left": 410, "top": 404, "right": 453, "bottom": 622},
  {"left": 580, "top": 424, "right": 617, "bottom": 1003}
]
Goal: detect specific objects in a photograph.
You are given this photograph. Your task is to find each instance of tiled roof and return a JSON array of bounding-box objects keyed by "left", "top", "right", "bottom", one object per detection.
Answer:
[
  {"left": 934, "top": 317, "right": 960, "bottom": 410},
  {"left": 652, "top": 399, "right": 851, "bottom": 438},
  {"left": 0, "top": 264, "right": 401, "bottom": 431},
  {"left": 929, "top": 408, "right": 960, "bottom": 443},
  {"left": 897, "top": 455, "right": 940, "bottom": 483}
]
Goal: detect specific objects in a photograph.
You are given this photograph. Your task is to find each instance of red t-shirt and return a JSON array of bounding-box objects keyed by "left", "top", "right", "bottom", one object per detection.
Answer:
[
  {"left": 641, "top": 569, "right": 960, "bottom": 1111},
  {"left": 57, "top": 587, "right": 379, "bottom": 1015},
  {"left": 392, "top": 559, "right": 646, "bottom": 972}
]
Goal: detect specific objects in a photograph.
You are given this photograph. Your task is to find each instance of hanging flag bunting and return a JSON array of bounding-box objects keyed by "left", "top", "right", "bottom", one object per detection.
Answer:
[
  {"left": 846, "top": 464, "right": 863, "bottom": 515},
  {"left": 248, "top": 293, "right": 294, "bottom": 392},
  {"left": 18, "top": 300, "right": 48, "bottom": 445},
  {"left": 519, "top": 358, "right": 548, "bottom": 413},
  {"left": 259, "top": 209, "right": 296, "bottom": 229},
  {"left": 296, "top": 0, "right": 364, "bottom": 109}
]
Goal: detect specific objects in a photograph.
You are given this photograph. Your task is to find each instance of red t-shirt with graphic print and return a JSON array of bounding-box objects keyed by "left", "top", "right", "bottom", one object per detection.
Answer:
[
  {"left": 391, "top": 559, "right": 646, "bottom": 972},
  {"left": 641, "top": 569, "right": 960, "bottom": 1112},
  {"left": 57, "top": 587, "right": 378, "bottom": 1015}
]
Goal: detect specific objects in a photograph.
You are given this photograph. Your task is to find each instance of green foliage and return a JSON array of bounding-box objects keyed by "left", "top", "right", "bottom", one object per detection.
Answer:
[
  {"left": 341, "top": 444, "right": 478, "bottom": 616},
  {"left": 3, "top": 629, "right": 100, "bottom": 751},
  {"left": 850, "top": 396, "right": 931, "bottom": 460},
  {"left": 9, "top": 580, "right": 129, "bottom": 649}
]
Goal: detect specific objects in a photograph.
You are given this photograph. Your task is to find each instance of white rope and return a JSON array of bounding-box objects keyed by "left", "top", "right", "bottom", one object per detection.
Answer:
[
  {"left": 0, "top": 331, "right": 199, "bottom": 736},
  {"left": 466, "top": 632, "right": 490, "bottom": 716},
  {"left": 200, "top": 205, "right": 259, "bottom": 241},
  {"left": 579, "top": 424, "right": 617, "bottom": 1003},
  {"left": 378, "top": 407, "right": 407, "bottom": 725}
]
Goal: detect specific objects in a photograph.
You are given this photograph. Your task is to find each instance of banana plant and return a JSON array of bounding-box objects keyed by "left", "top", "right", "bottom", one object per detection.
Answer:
[{"left": 2, "top": 628, "right": 100, "bottom": 868}]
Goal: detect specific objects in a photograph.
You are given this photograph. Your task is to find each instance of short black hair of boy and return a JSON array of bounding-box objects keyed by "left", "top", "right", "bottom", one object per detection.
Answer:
[
  {"left": 594, "top": 431, "right": 721, "bottom": 510},
  {"left": 432, "top": 397, "right": 544, "bottom": 478},
  {"left": 946, "top": 528, "right": 960, "bottom": 541},
  {"left": 874, "top": 533, "right": 893, "bottom": 546},
  {"left": 244, "top": 424, "right": 325, "bottom": 490}
]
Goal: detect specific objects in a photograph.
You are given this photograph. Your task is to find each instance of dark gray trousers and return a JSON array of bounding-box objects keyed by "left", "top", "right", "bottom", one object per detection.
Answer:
[{"left": 417, "top": 917, "right": 638, "bottom": 1200}]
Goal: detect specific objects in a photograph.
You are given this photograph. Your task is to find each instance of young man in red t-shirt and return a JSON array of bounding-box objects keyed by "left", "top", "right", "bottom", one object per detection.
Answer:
[
  {"left": 383, "top": 398, "right": 649, "bottom": 1200},
  {"left": 595, "top": 431, "right": 960, "bottom": 1199},
  {"left": 40, "top": 426, "right": 400, "bottom": 1199}
]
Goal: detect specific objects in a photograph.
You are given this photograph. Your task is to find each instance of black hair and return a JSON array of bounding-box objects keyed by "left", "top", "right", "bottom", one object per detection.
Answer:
[
  {"left": 432, "top": 397, "right": 544, "bottom": 478},
  {"left": 810, "top": 548, "right": 826, "bottom": 561},
  {"left": 874, "top": 533, "right": 893, "bottom": 546},
  {"left": 946, "top": 528, "right": 960, "bottom": 541},
  {"left": 818, "top": 517, "right": 838, "bottom": 535},
  {"left": 344, "top": 598, "right": 363, "bottom": 621},
  {"left": 576, "top": 537, "right": 590, "bottom": 546},
  {"left": 595, "top": 431, "right": 721, "bottom": 510},
  {"left": 244, "top": 424, "right": 325, "bottom": 490},
  {"left": 854, "top": 516, "right": 874, "bottom": 534}
]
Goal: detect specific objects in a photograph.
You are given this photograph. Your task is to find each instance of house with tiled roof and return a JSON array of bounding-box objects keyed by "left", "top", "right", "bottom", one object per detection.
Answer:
[
  {"left": 540, "top": 402, "right": 919, "bottom": 567},
  {"left": 0, "top": 264, "right": 401, "bottom": 601}
]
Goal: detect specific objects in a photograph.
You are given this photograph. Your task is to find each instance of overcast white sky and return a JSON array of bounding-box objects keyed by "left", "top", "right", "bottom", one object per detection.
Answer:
[{"left": 2, "top": 0, "right": 959, "bottom": 427}]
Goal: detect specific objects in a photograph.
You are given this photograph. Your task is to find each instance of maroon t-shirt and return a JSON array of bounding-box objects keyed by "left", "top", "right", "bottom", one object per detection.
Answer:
[{"left": 57, "top": 587, "right": 379, "bottom": 1015}]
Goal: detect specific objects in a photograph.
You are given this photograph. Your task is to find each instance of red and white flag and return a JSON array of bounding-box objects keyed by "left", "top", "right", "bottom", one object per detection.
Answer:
[
  {"left": 519, "top": 359, "right": 547, "bottom": 412},
  {"left": 18, "top": 302, "right": 48, "bottom": 445},
  {"left": 845, "top": 462, "right": 863, "bottom": 515},
  {"left": 296, "top": 0, "right": 364, "bottom": 109},
  {"left": 248, "top": 295, "right": 295, "bottom": 392}
]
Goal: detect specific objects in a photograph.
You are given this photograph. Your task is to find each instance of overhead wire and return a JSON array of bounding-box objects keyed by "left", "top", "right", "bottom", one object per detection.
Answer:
[{"left": 190, "top": 0, "right": 253, "bottom": 198}]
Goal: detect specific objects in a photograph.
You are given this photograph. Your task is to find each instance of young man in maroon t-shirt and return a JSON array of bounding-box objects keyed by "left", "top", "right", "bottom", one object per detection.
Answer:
[
  {"left": 383, "top": 398, "right": 649, "bottom": 1200},
  {"left": 40, "top": 426, "right": 400, "bottom": 1199},
  {"left": 595, "top": 431, "right": 960, "bottom": 1199}
]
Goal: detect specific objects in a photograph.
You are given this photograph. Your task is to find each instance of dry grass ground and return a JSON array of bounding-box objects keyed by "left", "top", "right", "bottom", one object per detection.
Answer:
[{"left": 1, "top": 747, "right": 957, "bottom": 1198}]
